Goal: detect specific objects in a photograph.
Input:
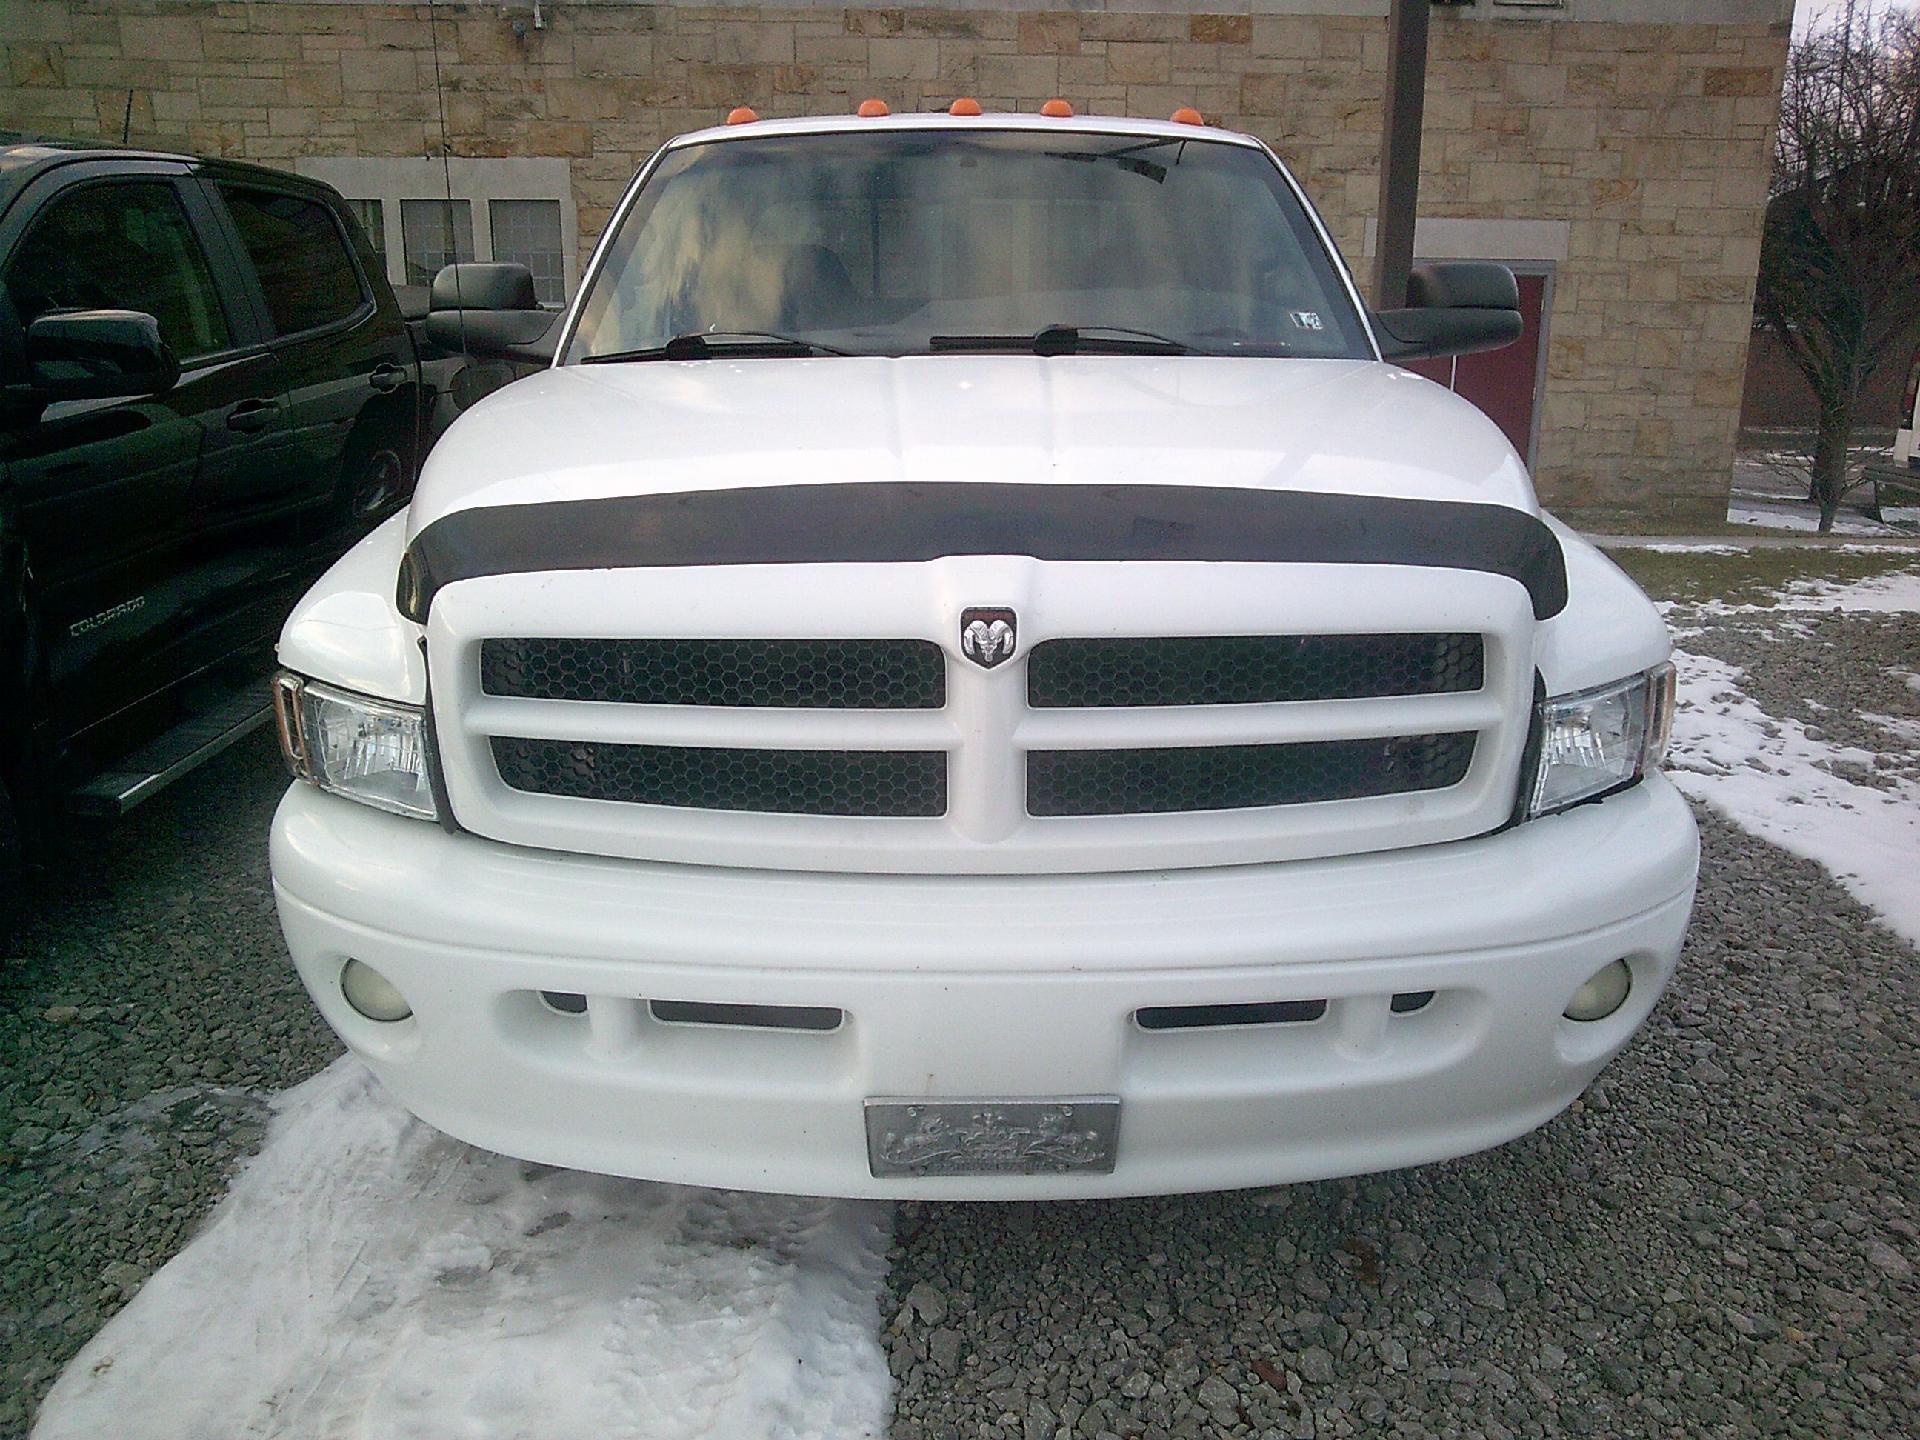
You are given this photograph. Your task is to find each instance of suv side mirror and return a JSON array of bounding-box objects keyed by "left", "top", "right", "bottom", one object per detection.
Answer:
[
  {"left": 423, "top": 262, "right": 556, "bottom": 364},
  {"left": 26, "top": 309, "right": 180, "bottom": 402},
  {"left": 1372, "top": 262, "right": 1524, "bottom": 362}
]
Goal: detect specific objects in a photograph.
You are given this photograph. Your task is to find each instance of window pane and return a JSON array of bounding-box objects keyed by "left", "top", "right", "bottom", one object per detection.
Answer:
[
  {"left": 567, "top": 132, "right": 1370, "bottom": 361},
  {"left": 344, "top": 198, "right": 385, "bottom": 260},
  {"left": 220, "top": 186, "right": 366, "bottom": 335},
  {"left": 401, "top": 198, "right": 474, "bottom": 288},
  {"left": 489, "top": 198, "right": 565, "bottom": 305},
  {"left": 4, "top": 180, "right": 232, "bottom": 361}
]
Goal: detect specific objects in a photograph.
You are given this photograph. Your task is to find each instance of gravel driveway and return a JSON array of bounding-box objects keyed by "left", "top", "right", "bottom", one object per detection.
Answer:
[
  {"left": 0, "top": 734, "right": 341, "bottom": 1438},
  {"left": 4, "top": 553, "right": 1916, "bottom": 1440},
  {"left": 882, "top": 806, "right": 1917, "bottom": 1440}
]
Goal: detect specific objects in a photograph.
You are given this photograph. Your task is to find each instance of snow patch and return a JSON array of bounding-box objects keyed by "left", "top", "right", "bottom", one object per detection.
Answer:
[
  {"left": 1628, "top": 542, "right": 1747, "bottom": 554},
  {"left": 1661, "top": 561, "right": 1920, "bottom": 621},
  {"left": 1770, "top": 567, "right": 1920, "bottom": 613},
  {"left": 1727, "top": 503, "right": 1904, "bottom": 536},
  {"left": 32, "top": 1060, "right": 894, "bottom": 1440},
  {"left": 1667, "top": 649, "right": 1920, "bottom": 947}
]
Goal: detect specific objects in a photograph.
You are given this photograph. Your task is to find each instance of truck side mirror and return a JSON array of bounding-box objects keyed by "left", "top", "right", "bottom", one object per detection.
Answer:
[
  {"left": 26, "top": 309, "right": 180, "bottom": 402},
  {"left": 423, "top": 262, "right": 557, "bottom": 365},
  {"left": 1372, "top": 262, "right": 1524, "bottom": 362}
]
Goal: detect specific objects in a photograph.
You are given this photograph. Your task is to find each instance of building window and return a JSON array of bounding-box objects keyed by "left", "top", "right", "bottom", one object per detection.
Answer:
[
  {"left": 401, "top": 198, "right": 475, "bottom": 288},
  {"left": 343, "top": 198, "right": 385, "bottom": 258},
  {"left": 295, "top": 158, "right": 577, "bottom": 304},
  {"left": 489, "top": 199, "right": 565, "bottom": 306}
]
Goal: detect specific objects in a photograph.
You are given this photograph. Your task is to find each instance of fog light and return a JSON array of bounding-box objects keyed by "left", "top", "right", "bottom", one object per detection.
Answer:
[
  {"left": 341, "top": 959, "right": 412, "bottom": 1022},
  {"left": 1564, "top": 959, "right": 1632, "bottom": 1022}
]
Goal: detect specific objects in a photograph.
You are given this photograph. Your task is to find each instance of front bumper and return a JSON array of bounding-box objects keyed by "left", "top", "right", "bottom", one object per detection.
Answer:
[{"left": 271, "top": 777, "right": 1699, "bottom": 1199}]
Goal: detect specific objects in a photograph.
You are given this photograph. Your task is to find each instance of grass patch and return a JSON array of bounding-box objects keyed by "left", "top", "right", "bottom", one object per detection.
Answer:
[{"left": 1607, "top": 545, "right": 1920, "bottom": 607}]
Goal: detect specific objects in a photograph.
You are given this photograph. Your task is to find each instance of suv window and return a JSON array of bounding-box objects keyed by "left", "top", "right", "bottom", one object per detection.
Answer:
[
  {"left": 5, "top": 179, "right": 232, "bottom": 361},
  {"left": 219, "top": 185, "right": 365, "bottom": 335}
]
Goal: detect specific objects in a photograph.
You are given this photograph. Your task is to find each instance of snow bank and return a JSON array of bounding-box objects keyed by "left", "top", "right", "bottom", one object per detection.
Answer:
[
  {"left": 1668, "top": 649, "right": 1920, "bottom": 947},
  {"left": 32, "top": 1061, "right": 893, "bottom": 1440}
]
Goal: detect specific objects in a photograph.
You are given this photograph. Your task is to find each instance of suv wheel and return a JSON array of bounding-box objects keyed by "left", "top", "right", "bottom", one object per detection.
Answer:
[{"left": 344, "top": 443, "right": 407, "bottom": 524}]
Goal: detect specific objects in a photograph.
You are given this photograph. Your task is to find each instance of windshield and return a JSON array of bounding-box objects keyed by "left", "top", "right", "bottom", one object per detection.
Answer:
[{"left": 563, "top": 129, "right": 1371, "bottom": 362}]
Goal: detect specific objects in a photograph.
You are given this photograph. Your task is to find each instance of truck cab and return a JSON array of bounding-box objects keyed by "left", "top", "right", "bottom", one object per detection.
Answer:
[{"left": 269, "top": 110, "right": 1698, "bottom": 1199}]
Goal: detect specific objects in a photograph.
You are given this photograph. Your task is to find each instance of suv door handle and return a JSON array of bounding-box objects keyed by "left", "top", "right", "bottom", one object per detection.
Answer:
[
  {"left": 225, "top": 398, "right": 280, "bottom": 433},
  {"left": 368, "top": 362, "right": 407, "bottom": 393}
]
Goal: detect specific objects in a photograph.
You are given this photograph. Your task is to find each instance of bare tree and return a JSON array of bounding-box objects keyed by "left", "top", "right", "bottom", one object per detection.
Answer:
[{"left": 1756, "top": 10, "right": 1920, "bottom": 531}]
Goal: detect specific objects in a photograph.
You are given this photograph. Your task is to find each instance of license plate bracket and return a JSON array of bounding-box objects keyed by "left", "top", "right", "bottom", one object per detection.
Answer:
[{"left": 864, "top": 1097, "right": 1120, "bottom": 1178}]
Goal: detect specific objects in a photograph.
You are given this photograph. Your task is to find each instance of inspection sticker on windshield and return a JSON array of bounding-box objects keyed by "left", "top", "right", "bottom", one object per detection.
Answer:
[{"left": 1289, "top": 310, "right": 1326, "bottom": 332}]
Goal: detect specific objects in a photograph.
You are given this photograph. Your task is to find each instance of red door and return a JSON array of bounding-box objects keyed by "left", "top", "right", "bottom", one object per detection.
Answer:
[{"left": 1405, "top": 270, "right": 1548, "bottom": 465}]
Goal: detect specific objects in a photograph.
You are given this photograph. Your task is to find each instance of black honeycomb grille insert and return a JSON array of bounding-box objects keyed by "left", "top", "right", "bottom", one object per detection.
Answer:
[
  {"left": 492, "top": 737, "right": 946, "bottom": 816},
  {"left": 480, "top": 637, "right": 945, "bottom": 709},
  {"left": 1028, "top": 633, "right": 1484, "bottom": 708},
  {"left": 1026, "top": 733, "right": 1477, "bottom": 816}
]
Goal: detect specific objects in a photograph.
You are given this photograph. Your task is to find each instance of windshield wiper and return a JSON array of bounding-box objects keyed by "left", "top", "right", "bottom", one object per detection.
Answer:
[
  {"left": 929, "top": 324, "right": 1201, "bottom": 356},
  {"left": 582, "top": 330, "right": 852, "bottom": 363}
]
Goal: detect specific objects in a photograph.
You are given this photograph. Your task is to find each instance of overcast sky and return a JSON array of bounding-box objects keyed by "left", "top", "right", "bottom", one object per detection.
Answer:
[{"left": 1795, "top": 0, "right": 1920, "bottom": 37}]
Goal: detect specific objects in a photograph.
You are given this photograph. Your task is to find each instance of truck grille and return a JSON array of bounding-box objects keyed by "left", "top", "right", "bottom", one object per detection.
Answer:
[
  {"left": 1026, "top": 733, "right": 1477, "bottom": 817},
  {"left": 491, "top": 737, "right": 947, "bottom": 816},
  {"left": 429, "top": 562, "right": 1535, "bottom": 872},
  {"left": 1028, "top": 633, "right": 1482, "bottom": 708},
  {"left": 481, "top": 637, "right": 944, "bottom": 709}
]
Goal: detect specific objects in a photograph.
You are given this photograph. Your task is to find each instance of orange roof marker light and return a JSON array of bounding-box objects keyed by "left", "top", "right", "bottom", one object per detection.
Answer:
[
  {"left": 1039, "top": 98, "right": 1074, "bottom": 118},
  {"left": 1170, "top": 106, "right": 1205, "bottom": 126},
  {"left": 949, "top": 97, "right": 983, "bottom": 117},
  {"left": 857, "top": 98, "right": 891, "bottom": 118},
  {"left": 725, "top": 106, "right": 759, "bottom": 125}
]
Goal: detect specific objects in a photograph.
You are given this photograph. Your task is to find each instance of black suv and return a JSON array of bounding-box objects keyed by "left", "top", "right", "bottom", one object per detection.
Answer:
[{"left": 0, "top": 140, "right": 433, "bottom": 912}]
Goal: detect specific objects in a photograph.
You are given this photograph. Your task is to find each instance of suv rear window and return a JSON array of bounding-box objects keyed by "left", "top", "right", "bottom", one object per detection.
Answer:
[{"left": 219, "top": 185, "right": 365, "bottom": 335}]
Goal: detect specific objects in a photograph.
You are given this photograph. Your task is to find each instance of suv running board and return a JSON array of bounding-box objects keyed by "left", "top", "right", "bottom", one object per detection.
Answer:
[{"left": 68, "top": 688, "right": 274, "bottom": 817}]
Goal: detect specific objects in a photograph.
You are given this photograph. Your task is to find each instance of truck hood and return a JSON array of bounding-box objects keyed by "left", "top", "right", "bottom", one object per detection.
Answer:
[{"left": 408, "top": 356, "right": 1538, "bottom": 536}]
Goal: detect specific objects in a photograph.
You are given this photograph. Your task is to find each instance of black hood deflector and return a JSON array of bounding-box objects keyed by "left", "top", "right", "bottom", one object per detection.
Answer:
[{"left": 397, "top": 482, "right": 1567, "bottom": 623}]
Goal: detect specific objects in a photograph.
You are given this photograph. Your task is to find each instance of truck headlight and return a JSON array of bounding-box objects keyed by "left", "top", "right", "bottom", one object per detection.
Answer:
[
  {"left": 272, "top": 672, "right": 438, "bottom": 821},
  {"left": 1525, "top": 664, "right": 1674, "bottom": 820}
]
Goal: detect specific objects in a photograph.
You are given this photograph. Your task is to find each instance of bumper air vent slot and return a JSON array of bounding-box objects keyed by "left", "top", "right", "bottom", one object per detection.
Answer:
[
  {"left": 1137, "top": 999, "right": 1329, "bottom": 1031},
  {"left": 649, "top": 1000, "right": 843, "bottom": 1032}
]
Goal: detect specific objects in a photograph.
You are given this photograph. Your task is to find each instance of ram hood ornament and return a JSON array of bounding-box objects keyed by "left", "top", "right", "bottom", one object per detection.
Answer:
[{"left": 959, "top": 607, "right": 1017, "bottom": 669}]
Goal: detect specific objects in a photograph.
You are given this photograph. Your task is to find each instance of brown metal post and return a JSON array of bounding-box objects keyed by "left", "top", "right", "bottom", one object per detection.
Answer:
[{"left": 1373, "top": 0, "right": 1432, "bottom": 310}]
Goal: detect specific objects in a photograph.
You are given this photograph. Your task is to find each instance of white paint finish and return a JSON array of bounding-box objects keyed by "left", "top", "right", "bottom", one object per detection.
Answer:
[
  {"left": 1362, "top": 217, "right": 1572, "bottom": 263},
  {"left": 410, "top": 358, "right": 1537, "bottom": 531},
  {"left": 269, "top": 777, "right": 1696, "bottom": 1197},
  {"left": 1536, "top": 516, "right": 1673, "bottom": 695},
  {"left": 33, "top": 1060, "right": 895, "bottom": 1439},
  {"left": 276, "top": 514, "right": 425, "bottom": 704},
  {"left": 293, "top": 155, "right": 577, "bottom": 298}
]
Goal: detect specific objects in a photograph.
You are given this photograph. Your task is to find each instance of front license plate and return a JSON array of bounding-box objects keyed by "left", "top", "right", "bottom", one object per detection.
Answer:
[{"left": 865, "top": 1097, "right": 1120, "bottom": 1178}]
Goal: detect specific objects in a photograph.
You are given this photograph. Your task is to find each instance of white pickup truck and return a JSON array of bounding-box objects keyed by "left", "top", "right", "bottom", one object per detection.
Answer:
[{"left": 268, "top": 110, "right": 1698, "bottom": 1199}]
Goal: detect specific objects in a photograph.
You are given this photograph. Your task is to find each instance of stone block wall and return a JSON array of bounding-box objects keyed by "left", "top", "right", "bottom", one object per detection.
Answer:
[{"left": 1, "top": 0, "right": 1792, "bottom": 529}]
